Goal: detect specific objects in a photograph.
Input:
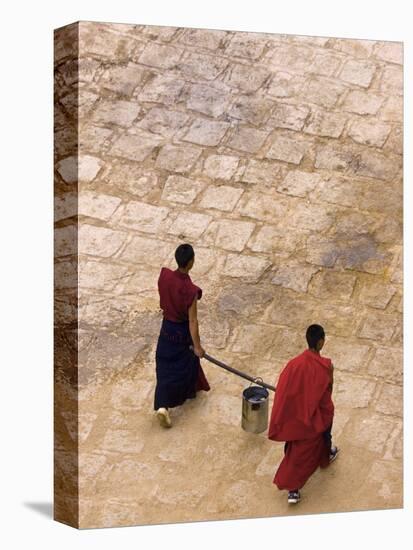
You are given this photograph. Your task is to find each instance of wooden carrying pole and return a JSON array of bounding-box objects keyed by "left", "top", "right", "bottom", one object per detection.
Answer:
[{"left": 190, "top": 346, "right": 276, "bottom": 392}]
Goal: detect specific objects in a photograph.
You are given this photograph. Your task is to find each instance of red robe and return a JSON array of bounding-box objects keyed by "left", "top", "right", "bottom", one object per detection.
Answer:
[{"left": 268, "top": 349, "right": 334, "bottom": 491}]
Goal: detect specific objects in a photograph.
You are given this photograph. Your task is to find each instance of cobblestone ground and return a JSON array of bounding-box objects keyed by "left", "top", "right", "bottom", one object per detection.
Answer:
[{"left": 54, "top": 22, "right": 403, "bottom": 528}]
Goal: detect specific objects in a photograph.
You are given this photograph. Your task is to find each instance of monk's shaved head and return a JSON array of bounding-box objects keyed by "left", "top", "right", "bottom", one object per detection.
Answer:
[{"left": 306, "top": 324, "right": 325, "bottom": 349}]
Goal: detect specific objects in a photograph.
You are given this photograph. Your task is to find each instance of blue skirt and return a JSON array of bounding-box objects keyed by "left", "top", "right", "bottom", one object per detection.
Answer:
[{"left": 154, "top": 319, "right": 210, "bottom": 410}]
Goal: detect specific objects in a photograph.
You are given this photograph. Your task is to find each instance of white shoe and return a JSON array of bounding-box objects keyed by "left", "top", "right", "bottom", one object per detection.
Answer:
[{"left": 156, "top": 408, "right": 172, "bottom": 428}]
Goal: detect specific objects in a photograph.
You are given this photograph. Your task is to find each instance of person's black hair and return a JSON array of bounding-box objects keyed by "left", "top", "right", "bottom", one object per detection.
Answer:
[
  {"left": 175, "top": 243, "right": 195, "bottom": 268},
  {"left": 306, "top": 324, "right": 325, "bottom": 349}
]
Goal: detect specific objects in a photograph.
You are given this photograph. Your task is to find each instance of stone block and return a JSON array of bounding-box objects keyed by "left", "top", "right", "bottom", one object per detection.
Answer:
[
  {"left": 342, "top": 90, "right": 384, "bottom": 115},
  {"left": 322, "top": 336, "right": 371, "bottom": 373},
  {"left": 305, "top": 235, "right": 340, "bottom": 267},
  {"left": 271, "top": 263, "right": 319, "bottom": 293},
  {"left": 204, "top": 219, "right": 255, "bottom": 251},
  {"left": 267, "top": 71, "right": 306, "bottom": 98},
  {"left": 217, "top": 283, "right": 273, "bottom": 317},
  {"left": 54, "top": 260, "right": 77, "bottom": 289},
  {"left": 359, "top": 313, "right": 399, "bottom": 341},
  {"left": 227, "top": 126, "right": 270, "bottom": 153},
  {"left": 99, "top": 62, "right": 146, "bottom": 96},
  {"left": 309, "top": 53, "right": 343, "bottom": 76},
  {"left": 117, "top": 235, "right": 171, "bottom": 267},
  {"left": 186, "top": 82, "right": 232, "bottom": 118},
  {"left": 268, "top": 44, "right": 314, "bottom": 72},
  {"left": 230, "top": 323, "right": 278, "bottom": 354},
  {"left": 137, "top": 107, "right": 190, "bottom": 138},
  {"left": 55, "top": 225, "right": 76, "bottom": 256},
  {"left": 229, "top": 95, "right": 274, "bottom": 126},
  {"left": 287, "top": 202, "right": 333, "bottom": 231},
  {"left": 155, "top": 144, "right": 202, "bottom": 173},
  {"left": 380, "top": 66, "right": 403, "bottom": 95},
  {"left": 178, "top": 51, "right": 228, "bottom": 80},
  {"left": 329, "top": 38, "right": 376, "bottom": 58},
  {"left": 80, "top": 24, "right": 140, "bottom": 59},
  {"left": 79, "top": 191, "right": 122, "bottom": 221},
  {"left": 375, "top": 383, "right": 403, "bottom": 417},
  {"left": 367, "top": 348, "right": 403, "bottom": 384},
  {"left": 167, "top": 211, "right": 212, "bottom": 239},
  {"left": 374, "top": 41, "right": 403, "bottom": 64},
  {"left": 101, "top": 429, "right": 145, "bottom": 454},
  {"left": 347, "top": 413, "right": 397, "bottom": 453},
  {"left": 79, "top": 125, "right": 114, "bottom": 154},
  {"left": 333, "top": 372, "right": 376, "bottom": 408},
  {"left": 111, "top": 201, "right": 169, "bottom": 233},
  {"left": 315, "top": 176, "right": 361, "bottom": 208},
  {"left": 357, "top": 149, "right": 401, "bottom": 181},
  {"left": 199, "top": 185, "right": 243, "bottom": 212},
  {"left": 222, "top": 253, "right": 271, "bottom": 282},
  {"left": 339, "top": 59, "right": 377, "bottom": 87},
  {"left": 178, "top": 28, "right": 227, "bottom": 50},
  {"left": 109, "top": 130, "right": 163, "bottom": 162},
  {"left": 161, "top": 175, "right": 204, "bottom": 204},
  {"left": 348, "top": 119, "right": 391, "bottom": 147},
  {"left": 237, "top": 192, "right": 289, "bottom": 222},
  {"left": 138, "top": 43, "right": 182, "bottom": 69},
  {"left": 79, "top": 261, "right": 130, "bottom": 291},
  {"left": 78, "top": 224, "right": 127, "bottom": 258},
  {"left": 308, "top": 270, "right": 357, "bottom": 301},
  {"left": 303, "top": 110, "right": 347, "bottom": 138},
  {"left": 379, "top": 96, "right": 403, "bottom": 122},
  {"left": 300, "top": 77, "right": 346, "bottom": 108},
  {"left": 57, "top": 155, "right": 104, "bottom": 183},
  {"left": 358, "top": 281, "right": 396, "bottom": 309},
  {"left": 224, "top": 34, "right": 267, "bottom": 60},
  {"left": 108, "top": 165, "right": 159, "bottom": 198},
  {"left": 277, "top": 170, "right": 321, "bottom": 197},
  {"left": 182, "top": 118, "right": 230, "bottom": 146},
  {"left": 203, "top": 155, "right": 239, "bottom": 181},
  {"left": 139, "top": 74, "right": 186, "bottom": 104},
  {"left": 91, "top": 100, "right": 141, "bottom": 127},
  {"left": 248, "top": 225, "right": 304, "bottom": 253},
  {"left": 241, "top": 160, "right": 281, "bottom": 185},
  {"left": 266, "top": 135, "right": 309, "bottom": 164},
  {"left": 268, "top": 103, "right": 310, "bottom": 131},
  {"left": 223, "top": 63, "right": 271, "bottom": 92}
]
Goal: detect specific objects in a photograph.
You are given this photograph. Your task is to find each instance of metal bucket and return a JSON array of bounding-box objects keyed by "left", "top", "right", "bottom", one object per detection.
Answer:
[{"left": 241, "top": 382, "right": 269, "bottom": 434}]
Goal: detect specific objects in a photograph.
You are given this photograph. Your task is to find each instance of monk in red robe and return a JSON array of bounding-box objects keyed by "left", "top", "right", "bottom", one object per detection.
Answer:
[{"left": 268, "top": 324, "right": 339, "bottom": 504}]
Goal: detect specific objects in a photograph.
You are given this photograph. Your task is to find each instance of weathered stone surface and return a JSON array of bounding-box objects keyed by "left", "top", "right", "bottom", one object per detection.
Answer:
[
  {"left": 367, "top": 348, "right": 403, "bottom": 384},
  {"left": 333, "top": 372, "right": 376, "bottom": 408},
  {"left": 230, "top": 323, "right": 278, "bottom": 354},
  {"left": 155, "top": 144, "right": 202, "bottom": 173},
  {"left": 315, "top": 176, "right": 362, "bottom": 208},
  {"left": 342, "top": 90, "right": 384, "bottom": 115},
  {"left": 167, "top": 211, "right": 212, "bottom": 239},
  {"left": 323, "top": 336, "right": 371, "bottom": 373},
  {"left": 79, "top": 191, "right": 122, "bottom": 220},
  {"left": 79, "top": 125, "right": 114, "bottom": 154},
  {"left": 348, "top": 119, "right": 391, "bottom": 147},
  {"left": 379, "top": 96, "right": 403, "bottom": 122},
  {"left": 375, "top": 383, "right": 403, "bottom": 417},
  {"left": 358, "top": 280, "right": 396, "bottom": 309},
  {"left": 374, "top": 41, "right": 403, "bottom": 64},
  {"left": 223, "top": 63, "right": 271, "bottom": 92},
  {"left": 300, "top": 77, "right": 346, "bottom": 108},
  {"left": 199, "top": 185, "right": 243, "bottom": 212},
  {"left": 310, "top": 53, "right": 343, "bottom": 76},
  {"left": 139, "top": 74, "right": 186, "bottom": 104},
  {"left": 230, "top": 95, "right": 274, "bottom": 128},
  {"left": 266, "top": 135, "right": 309, "bottom": 164},
  {"left": 268, "top": 44, "right": 314, "bottom": 72},
  {"left": 241, "top": 160, "right": 281, "bottom": 185},
  {"left": 248, "top": 225, "right": 304, "bottom": 253},
  {"left": 111, "top": 201, "right": 169, "bottom": 233},
  {"left": 227, "top": 126, "right": 270, "bottom": 153},
  {"left": 99, "top": 62, "right": 146, "bottom": 95},
  {"left": 54, "top": 260, "right": 77, "bottom": 289},
  {"left": 178, "top": 51, "right": 228, "bottom": 80},
  {"left": 92, "top": 100, "right": 141, "bottom": 127},
  {"left": 271, "top": 263, "right": 319, "bottom": 293},
  {"left": 222, "top": 253, "right": 271, "bottom": 281},
  {"left": 101, "top": 429, "right": 145, "bottom": 454},
  {"left": 178, "top": 28, "right": 227, "bottom": 50},
  {"left": 79, "top": 260, "right": 130, "bottom": 291},
  {"left": 186, "top": 82, "right": 232, "bottom": 117},
  {"left": 380, "top": 66, "right": 403, "bottom": 95},
  {"left": 339, "top": 59, "right": 377, "bottom": 87},
  {"left": 287, "top": 202, "right": 333, "bottom": 231},
  {"left": 109, "top": 130, "right": 163, "bottom": 162},
  {"left": 138, "top": 43, "right": 182, "bottom": 69},
  {"left": 237, "top": 192, "right": 289, "bottom": 222},
  {"left": 57, "top": 155, "right": 104, "bottom": 183},
  {"left": 80, "top": 24, "right": 141, "bottom": 59},
  {"left": 203, "top": 155, "right": 239, "bottom": 181},
  {"left": 383, "top": 126, "right": 402, "bottom": 155},
  {"left": 224, "top": 34, "right": 267, "bottom": 60},
  {"left": 308, "top": 270, "right": 357, "bottom": 301},
  {"left": 329, "top": 38, "right": 376, "bottom": 58},
  {"left": 269, "top": 103, "right": 310, "bottom": 131},
  {"left": 203, "top": 219, "right": 255, "bottom": 251},
  {"left": 161, "top": 175, "right": 204, "bottom": 204},
  {"left": 55, "top": 225, "right": 76, "bottom": 257},
  {"left": 182, "top": 118, "right": 230, "bottom": 146},
  {"left": 79, "top": 224, "right": 127, "bottom": 257},
  {"left": 304, "top": 110, "right": 347, "bottom": 138},
  {"left": 348, "top": 413, "right": 397, "bottom": 453},
  {"left": 108, "top": 165, "right": 159, "bottom": 198},
  {"left": 116, "top": 235, "right": 171, "bottom": 267},
  {"left": 217, "top": 284, "right": 273, "bottom": 317},
  {"left": 359, "top": 312, "right": 399, "bottom": 341},
  {"left": 267, "top": 71, "right": 306, "bottom": 98},
  {"left": 277, "top": 170, "right": 321, "bottom": 197},
  {"left": 137, "top": 107, "right": 190, "bottom": 138}
]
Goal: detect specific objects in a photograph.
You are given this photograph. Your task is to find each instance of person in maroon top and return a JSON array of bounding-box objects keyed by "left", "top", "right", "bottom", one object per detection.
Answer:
[
  {"left": 154, "top": 243, "right": 210, "bottom": 428},
  {"left": 268, "top": 324, "right": 339, "bottom": 504}
]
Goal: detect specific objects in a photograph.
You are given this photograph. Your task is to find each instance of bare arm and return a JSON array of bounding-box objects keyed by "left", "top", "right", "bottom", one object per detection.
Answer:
[{"left": 188, "top": 297, "right": 204, "bottom": 357}]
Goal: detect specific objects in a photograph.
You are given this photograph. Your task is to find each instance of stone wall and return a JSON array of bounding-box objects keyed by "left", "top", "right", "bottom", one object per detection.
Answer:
[{"left": 54, "top": 21, "right": 403, "bottom": 528}]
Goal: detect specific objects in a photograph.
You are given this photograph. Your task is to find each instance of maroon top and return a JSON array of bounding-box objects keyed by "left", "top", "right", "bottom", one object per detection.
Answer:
[{"left": 158, "top": 267, "right": 202, "bottom": 322}]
